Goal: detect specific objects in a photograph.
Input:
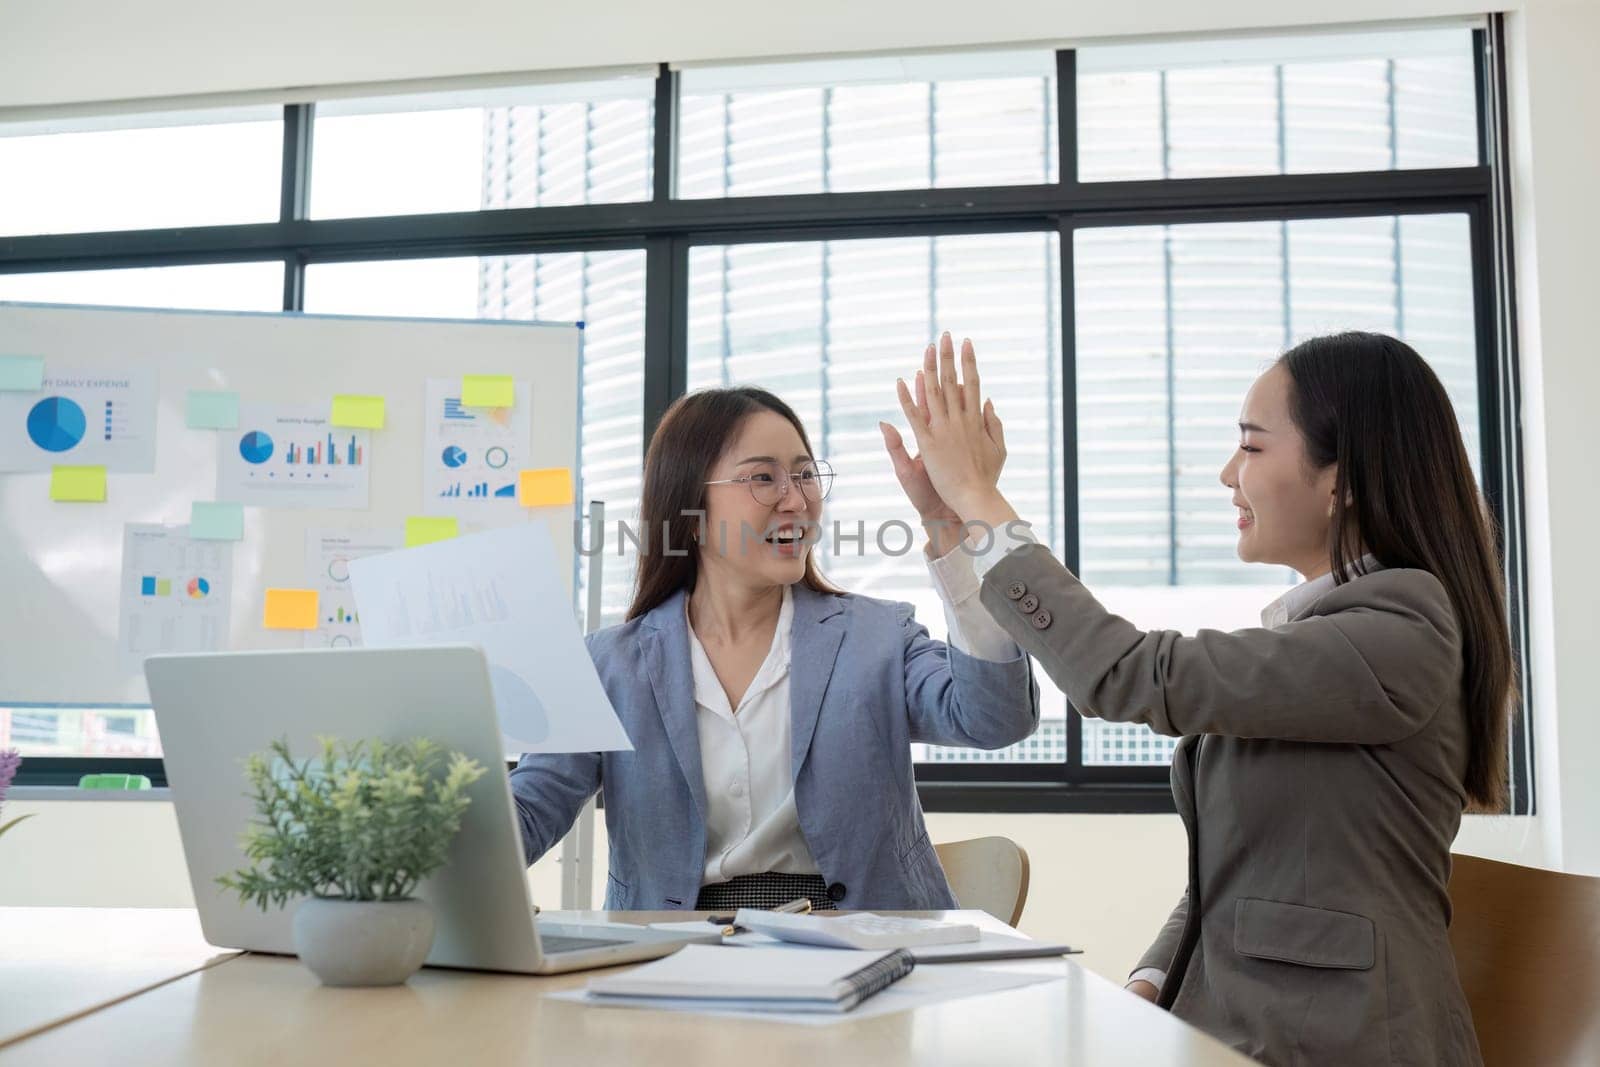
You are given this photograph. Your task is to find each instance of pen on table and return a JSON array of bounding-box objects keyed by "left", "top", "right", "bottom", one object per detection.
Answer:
[{"left": 709, "top": 896, "right": 813, "bottom": 936}]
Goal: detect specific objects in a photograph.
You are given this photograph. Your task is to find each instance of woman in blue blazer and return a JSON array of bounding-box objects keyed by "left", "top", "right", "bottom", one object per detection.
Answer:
[{"left": 510, "top": 385, "right": 1039, "bottom": 912}]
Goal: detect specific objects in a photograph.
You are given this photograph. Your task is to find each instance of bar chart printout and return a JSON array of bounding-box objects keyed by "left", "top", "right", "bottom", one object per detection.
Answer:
[
  {"left": 302, "top": 528, "right": 403, "bottom": 648},
  {"left": 218, "top": 402, "right": 371, "bottom": 509}
]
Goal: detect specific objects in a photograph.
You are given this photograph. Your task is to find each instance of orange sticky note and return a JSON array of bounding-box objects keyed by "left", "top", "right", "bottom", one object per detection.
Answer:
[
  {"left": 517, "top": 468, "right": 574, "bottom": 508},
  {"left": 50, "top": 465, "right": 107, "bottom": 502},
  {"left": 405, "top": 516, "right": 459, "bottom": 547},
  {"left": 263, "top": 588, "right": 319, "bottom": 631}
]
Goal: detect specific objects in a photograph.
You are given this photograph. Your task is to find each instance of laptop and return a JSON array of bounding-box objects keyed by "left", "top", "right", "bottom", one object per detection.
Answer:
[{"left": 146, "top": 644, "right": 693, "bottom": 974}]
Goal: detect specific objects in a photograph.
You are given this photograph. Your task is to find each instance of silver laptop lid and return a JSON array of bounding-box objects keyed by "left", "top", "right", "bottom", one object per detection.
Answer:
[{"left": 146, "top": 645, "right": 544, "bottom": 972}]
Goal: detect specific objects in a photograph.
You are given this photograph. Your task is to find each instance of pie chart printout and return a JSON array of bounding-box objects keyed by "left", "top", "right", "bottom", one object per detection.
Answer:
[
  {"left": 239, "top": 431, "right": 274, "bottom": 465},
  {"left": 27, "top": 396, "right": 87, "bottom": 453}
]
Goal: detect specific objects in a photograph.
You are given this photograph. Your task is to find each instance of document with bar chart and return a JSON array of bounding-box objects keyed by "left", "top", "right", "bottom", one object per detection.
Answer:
[
  {"left": 301, "top": 527, "right": 404, "bottom": 648},
  {"left": 117, "top": 522, "right": 234, "bottom": 670},
  {"left": 0, "top": 364, "right": 158, "bottom": 472},
  {"left": 421, "top": 377, "right": 533, "bottom": 526},
  {"left": 217, "top": 402, "right": 371, "bottom": 509},
  {"left": 348, "top": 522, "right": 632, "bottom": 755}
]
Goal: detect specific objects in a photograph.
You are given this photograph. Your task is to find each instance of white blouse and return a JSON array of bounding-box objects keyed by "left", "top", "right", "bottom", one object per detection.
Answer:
[{"left": 687, "top": 545, "right": 1020, "bottom": 885}]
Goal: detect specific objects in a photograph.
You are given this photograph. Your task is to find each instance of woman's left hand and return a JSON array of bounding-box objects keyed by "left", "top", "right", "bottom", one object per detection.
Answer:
[{"left": 893, "top": 333, "right": 1007, "bottom": 519}]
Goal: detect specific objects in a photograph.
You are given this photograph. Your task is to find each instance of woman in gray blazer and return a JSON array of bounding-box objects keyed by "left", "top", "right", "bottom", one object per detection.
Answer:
[
  {"left": 510, "top": 386, "right": 1038, "bottom": 913},
  {"left": 884, "top": 331, "right": 1513, "bottom": 1066}
]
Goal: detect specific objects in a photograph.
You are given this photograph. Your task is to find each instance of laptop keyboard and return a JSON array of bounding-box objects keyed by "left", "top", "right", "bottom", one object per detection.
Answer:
[{"left": 540, "top": 934, "right": 630, "bottom": 954}]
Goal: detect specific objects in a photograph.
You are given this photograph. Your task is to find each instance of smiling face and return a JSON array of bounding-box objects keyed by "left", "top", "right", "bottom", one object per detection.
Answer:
[
  {"left": 1218, "top": 363, "right": 1340, "bottom": 580},
  {"left": 698, "top": 410, "right": 823, "bottom": 590}
]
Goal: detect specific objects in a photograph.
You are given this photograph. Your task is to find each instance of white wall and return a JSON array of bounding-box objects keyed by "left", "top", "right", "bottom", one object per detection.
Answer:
[
  {"left": 3, "top": 0, "right": 1598, "bottom": 978},
  {"left": 1502, "top": 0, "right": 1600, "bottom": 876}
]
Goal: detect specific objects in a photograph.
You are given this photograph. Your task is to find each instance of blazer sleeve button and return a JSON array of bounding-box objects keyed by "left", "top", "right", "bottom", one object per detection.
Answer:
[
  {"left": 1005, "top": 581, "right": 1027, "bottom": 600},
  {"left": 1031, "top": 609, "right": 1052, "bottom": 630},
  {"left": 1018, "top": 593, "right": 1039, "bottom": 613},
  {"left": 827, "top": 882, "right": 847, "bottom": 902}
]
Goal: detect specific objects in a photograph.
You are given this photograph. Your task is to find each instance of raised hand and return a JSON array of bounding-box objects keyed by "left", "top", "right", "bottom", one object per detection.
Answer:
[{"left": 891, "top": 333, "right": 1007, "bottom": 520}]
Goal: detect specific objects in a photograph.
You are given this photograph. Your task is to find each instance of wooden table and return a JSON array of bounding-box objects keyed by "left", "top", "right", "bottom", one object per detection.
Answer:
[
  {"left": 0, "top": 908, "right": 237, "bottom": 1049},
  {"left": 0, "top": 909, "right": 1254, "bottom": 1066}
]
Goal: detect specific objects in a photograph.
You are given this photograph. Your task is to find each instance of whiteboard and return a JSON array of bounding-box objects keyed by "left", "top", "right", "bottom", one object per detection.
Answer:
[{"left": 0, "top": 301, "right": 581, "bottom": 706}]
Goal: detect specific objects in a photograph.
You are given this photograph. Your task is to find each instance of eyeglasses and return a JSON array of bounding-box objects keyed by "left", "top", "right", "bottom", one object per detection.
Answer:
[{"left": 705, "top": 459, "right": 835, "bottom": 506}]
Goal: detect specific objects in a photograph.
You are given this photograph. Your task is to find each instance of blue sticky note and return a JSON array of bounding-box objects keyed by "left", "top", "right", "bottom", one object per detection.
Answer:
[
  {"left": 190, "top": 501, "right": 245, "bottom": 541},
  {"left": 0, "top": 355, "right": 45, "bottom": 391},
  {"left": 187, "top": 390, "right": 240, "bottom": 430}
]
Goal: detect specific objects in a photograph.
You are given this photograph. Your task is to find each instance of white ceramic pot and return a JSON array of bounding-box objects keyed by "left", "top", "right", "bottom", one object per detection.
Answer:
[{"left": 291, "top": 897, "right": 435, "bottom": 987}]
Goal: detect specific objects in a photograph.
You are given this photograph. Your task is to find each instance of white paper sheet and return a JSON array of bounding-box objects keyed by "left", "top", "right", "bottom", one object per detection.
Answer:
[
  {"left": 640, "top": 923, "right": 1076, "bottom": 962},
  {"left": 0, "top": 365, "right": 158, "bottom": 472},
  {"left": 421, "top": 377, "right": 533, "bottom": 527},
  {"left": 118, "top": 523, "right": 234, "bottom": 670},
  {"left": 546, "top": 965, "right": 1063, "bottom": 1026},
  {"left": 302, "top": 528, "right": 404, "bottom": 648},
  {"left": 347, "top": 522, "right": 632, "bottom": 754},
  {"left": 216, "top": 402, "right": 371, "bottom": 509}
]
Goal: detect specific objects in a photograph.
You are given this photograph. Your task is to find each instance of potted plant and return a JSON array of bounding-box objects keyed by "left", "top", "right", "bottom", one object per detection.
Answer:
[
  {"left": 219, "top": 736, "right": 485, "bottom": 987},
  {"left": 0, "top": 749, "right": 31, "bottom": 842}
]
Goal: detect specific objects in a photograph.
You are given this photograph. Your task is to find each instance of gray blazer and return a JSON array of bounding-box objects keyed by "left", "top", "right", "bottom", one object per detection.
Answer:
[
  {"left": 509, "top": 583, "right": 1039, "bottom": 911},
  {"left": 978, "top": 544, "right": 1482, "bottom": 1067}
]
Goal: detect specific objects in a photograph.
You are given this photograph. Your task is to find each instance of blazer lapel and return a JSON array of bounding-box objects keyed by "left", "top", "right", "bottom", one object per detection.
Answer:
[
  {"left": 640, "top": 589, "right": 708, "bottom": 822},
  {"left": 788, "top": 585, "right": 846, "bottom": 779}
]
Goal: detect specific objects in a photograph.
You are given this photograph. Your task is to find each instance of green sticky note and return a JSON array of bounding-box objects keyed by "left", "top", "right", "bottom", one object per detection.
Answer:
[
  {"left": 190, "top": 501, "right": 245, "bottom": 541},
  {"left": 0, "top": 355, "right": 45, "bottom": 391},
  {"left": 187, "top": 390, "right": 240, "bottom": 429},
  {"left": 405, "top": 516, "right": 459, "bottom": 547},
  {"left": 461, "top": 374, "right": 515, "bottom": 408},
  {"left": 50, "top": 465, "right": 107, "bottom": 502},
  {"left": 331, "top": 394, "right": 385, "bottom": 429}
]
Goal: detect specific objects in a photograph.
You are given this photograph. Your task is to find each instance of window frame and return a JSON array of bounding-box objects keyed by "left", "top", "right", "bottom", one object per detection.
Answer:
[{"left": 2, "top": 23, "right": 1532, "bottom": 815}]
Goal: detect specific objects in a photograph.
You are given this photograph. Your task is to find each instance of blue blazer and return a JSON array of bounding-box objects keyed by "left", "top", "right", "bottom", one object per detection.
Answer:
[{"left": 509, "top": 582, "right": 1039, "bottom": 910}]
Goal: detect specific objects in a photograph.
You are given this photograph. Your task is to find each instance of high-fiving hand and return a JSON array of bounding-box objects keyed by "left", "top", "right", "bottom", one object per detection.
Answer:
[{"left": 884, "top": 333, "right": 1008, "bottom": 521}]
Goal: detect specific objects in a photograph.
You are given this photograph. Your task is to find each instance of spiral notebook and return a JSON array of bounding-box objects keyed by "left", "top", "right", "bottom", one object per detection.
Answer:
[{"left": 586, "top": 944, "right": 916, "bottom": 1013}]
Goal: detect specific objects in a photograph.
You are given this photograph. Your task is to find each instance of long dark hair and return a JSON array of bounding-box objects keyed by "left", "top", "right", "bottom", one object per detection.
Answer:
[
  {"left": 627, "top": 387, "right": 841, "bottom": 621},
  {"left": 1279, "top": 331, "right": 1514, "bottom": 810}
]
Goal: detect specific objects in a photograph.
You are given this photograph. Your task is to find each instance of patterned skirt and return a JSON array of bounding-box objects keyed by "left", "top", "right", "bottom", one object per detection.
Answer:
[{"left": 695, "top": 872, "right": 837, "bottom": 912}]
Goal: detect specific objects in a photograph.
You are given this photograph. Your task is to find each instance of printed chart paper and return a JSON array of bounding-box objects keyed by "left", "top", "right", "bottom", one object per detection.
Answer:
[
  {"left": 118, "top": 523, "right": 234, "bottom": 670},
  {"left": 0, "top": 366, "right": 158, "bottom": 472},
  {"left": 217, "top": 402, "right": 371, "bottom": 509},
  {"left": 302, "top": 528, "right": 403, "bottom": 648},
  {"left": 421, "top": 377, "right": 534, "bottom": 528},
  {"left": 348, "top": 523, "right": 630, "bottom": 755}
]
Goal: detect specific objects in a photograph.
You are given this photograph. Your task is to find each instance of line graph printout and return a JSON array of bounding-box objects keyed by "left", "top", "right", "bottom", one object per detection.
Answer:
[{"left": 348, "top": 522, "right": 630, "bottom": 755}]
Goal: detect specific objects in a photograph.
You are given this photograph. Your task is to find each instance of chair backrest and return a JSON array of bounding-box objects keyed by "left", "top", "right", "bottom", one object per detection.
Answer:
[
  {"left": 1448, "top": 852, "right": 1600, "bottom": 1067},
  {"left": 933, "top": 836, "right": 1031, "bottom": 927}
]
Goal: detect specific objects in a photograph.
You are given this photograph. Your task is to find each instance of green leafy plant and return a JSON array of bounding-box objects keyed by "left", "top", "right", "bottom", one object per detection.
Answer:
[{"left": 219, "top": 736, "right": 486, "bottom": 909}]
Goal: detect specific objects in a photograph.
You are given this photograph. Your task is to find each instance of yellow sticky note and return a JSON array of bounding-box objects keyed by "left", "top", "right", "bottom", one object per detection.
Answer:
[
  {"left": 461, "top": 374, "right": 515, "bottom": 408},
  {"left": 405, "top": 516, "right": 459, "bottom": 547},
  {"left": 330, "top": 394, "right": 385, "bottom": 429},
  {"left": 263, "top": 588, "right": 319, "bottom": 631},
  {"left": 518, "top": 467, "right": 574, "bottom": 508},
  {"left": 50, "top": 465, "right": 107, "bottom": 502}
]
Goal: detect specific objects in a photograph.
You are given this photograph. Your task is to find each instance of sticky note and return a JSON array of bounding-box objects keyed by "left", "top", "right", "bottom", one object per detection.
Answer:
[
  {"left": 331, "top": 394, "right": 385, "bottom": 429},
  {"left": 406, "top": 516, "right": 459, "bottom": 547},
  {"left": 263, "top": 588, "right": 319, "bottom": 631},
  {"left": 187, "top": 390, "right": 240, "bottom": 429},
  {"left": 0, "top": 355, "right": 45, "bottom": 391},
  {"left": 190, "top": 501, "right": 245, "bottom": 541},
  {"left": 50, "top": 465, "right": 107, "bottom": 502},
  {"left": 518, "top": 468, "right": 574, "bottom": 508},
  {"left": 461, "top": 374, "right": 515, "bottom": 408}
]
